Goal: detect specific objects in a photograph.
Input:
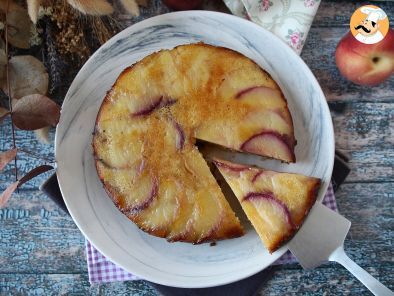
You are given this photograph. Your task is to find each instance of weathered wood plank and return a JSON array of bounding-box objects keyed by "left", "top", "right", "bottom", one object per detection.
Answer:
[
  {"left": 0, "top": 273, "right": 99, "bottom": 296},
  {"left": 331, "top": 102, "right": 394, "bottom": 182},
  {"left": 0, "top": 190, "right": 86, "bottom": 274},
  {"left": 335, "top": 183, "right": 393, "bottom": 243},
  {"left": 0, "top": 273, "right": 157, "bottom": 296},
  {"left": 332, "top": 103, "right": 394, "bottom": 150},
  {"left": 302, "top": 27, "right": 394, "bottom": 103},
  {"left": 258, "top": 262, "right": 393, "bottom": 295},
  {"left": 313, "top": 1, "right": 394, "bottom": 27},
  {"left": 99, "top": 281, "right": 158, "bottom": 296},
  {"left": 1, "top": 183, "right": 392, "bottom": 277}
]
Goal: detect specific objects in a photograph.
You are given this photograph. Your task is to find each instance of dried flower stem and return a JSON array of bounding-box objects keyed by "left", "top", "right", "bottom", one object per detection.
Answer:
[{"left": 5, "top": 0, "right": 18, "bottom": 181}]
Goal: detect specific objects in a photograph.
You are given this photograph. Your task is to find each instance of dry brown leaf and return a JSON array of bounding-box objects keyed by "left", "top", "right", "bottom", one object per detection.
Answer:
[
  {"left": 120, "top": 0, "right": 140, "bottom": 16},
  {"left": 0, "top": 107, "right": 10, "bottom": 123},
  {"left": 136, "top": 0, "right": 148, "bottom": 7},
  {"left": 18, "top": 164, "right": 53, "bottom": 186},
  {"left": 13, "top": 94, "right": 60, "bottom": 130},
  {"left": 0, "top": 181, "right": 19, "bottom": 208},
  {"left": 67, "top": 0, "right": 114, "bottom": 15},
  {"left": 0, "top": 148, "right": 17, "bottom": 171},
  {"left": 35, "top": 126, "right": 51, "bottom": 144},
  {"left": 1, "top": 55, "right": 48, "bottom": 100},
  {"left": 0, "top": 164, "right": 53, "bottom": 208},
  {"left": 27, "top": 0, "right": 41, "bottom": 24},
  {"left": 0, "top": 1, "right": 34, "bottom": 49}
]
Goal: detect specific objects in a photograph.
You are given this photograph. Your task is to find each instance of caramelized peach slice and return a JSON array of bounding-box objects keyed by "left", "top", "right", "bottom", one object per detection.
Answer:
[
  {"left": 173, "top": 120, "right": 185, "bottom": 150},
  {"left": 270, "top": 174, "right": 320, "bottom": 226},
  {"left": 235, "top": 86, "right": 286, "bottom": 110},
  {"left": 195, "top": 119, "right": 239, "bottom": 149},
  {"left": 190, "top": 187, "right": 224, "bottom": 243},
  {"left": 133, "top": 180, "right": 180, "bottom": 237},
  {"left": 240, "top": 110, "right": 292, "bottom": 141},
  {"left": 243, "top": 192, "right": 294, "bottom": 253},
  {"left": 217, "top": 67, "right": 277, "bottom": 100},
  {"left": 132, "top": 96, "right": 177, "bottom": 116},
  {"left": 96, "top": 161, "right": 157, "bottom": 213},
  {"left": 213, "top": 159, "right": 249, "bottom": 173},
  {"left": 166, "top": 193, "right": 194, "bottom": 242},
  {"left": 240, "top": 131, "right": 295, "bottom": 163},
  {"left": 93, "top": 119, "right": 146, "bottom": 168}
]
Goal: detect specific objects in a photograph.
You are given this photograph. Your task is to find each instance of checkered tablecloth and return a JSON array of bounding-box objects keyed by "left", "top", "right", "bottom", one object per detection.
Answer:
[{"left": 86, "top": 183, "right": 337, "bottom": 283}]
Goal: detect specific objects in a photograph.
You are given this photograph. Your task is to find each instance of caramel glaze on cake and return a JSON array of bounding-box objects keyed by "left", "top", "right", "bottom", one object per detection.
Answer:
[
  {"left": 93, "top": 43, "right": 296, "bottom": 243},
  {"left": 214, "top": 159, "right": 321, "bottom": 252}
]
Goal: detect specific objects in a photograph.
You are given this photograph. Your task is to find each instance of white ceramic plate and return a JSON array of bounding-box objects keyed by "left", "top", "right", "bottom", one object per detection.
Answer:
[{"left": 55, "top": 11, "right": 334, "bottom": 288}]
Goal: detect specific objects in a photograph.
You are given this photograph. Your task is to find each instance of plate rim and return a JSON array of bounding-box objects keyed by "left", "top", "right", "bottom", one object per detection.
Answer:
[{"left": 55, "top": 10, "right": 335, "bottom": 288}]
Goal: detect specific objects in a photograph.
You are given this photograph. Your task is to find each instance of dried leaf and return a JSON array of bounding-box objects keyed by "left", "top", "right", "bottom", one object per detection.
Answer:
[
  {"left": 136, "top": 0, "right": 148, "bottom": 7},
  {"left": 0, "top": 148, "right": 17, "bottom": 171},
  {"left": 1, "top": 55, "right": 48, "bottom": 99},
  {"left": 0, "top": 1, "right": 34, "bottom": 49},
  {"left": 27, "top": 0, "right": 41, "bottom": 24},
  {"left": 120, "top": 0, "right": 140, "bottom": 16},
  {"left": 0, "top": 164, "right": 53, "bottom": 208},
  {"left": 67, "top": 0, "right": 114, "bottom": 15},
  {"left": 0, "top": 107, "right": 9, "bottom": 123},
  {"left": 13, "top": 94, "right": 60, "bottom": 130},
  {"left": 18, "top": 164, "right": 53, "bottom": 186},
  {"left": 0, "top": 181, "right": 19, "bottom": 208},
  {"left": 35, "top": 126, "right": 51, "bottom": 144}
]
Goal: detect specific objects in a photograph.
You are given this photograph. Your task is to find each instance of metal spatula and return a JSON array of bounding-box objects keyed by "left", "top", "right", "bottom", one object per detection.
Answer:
[{"left": 288, "top": 203, "right": 393, "bottom": 296}]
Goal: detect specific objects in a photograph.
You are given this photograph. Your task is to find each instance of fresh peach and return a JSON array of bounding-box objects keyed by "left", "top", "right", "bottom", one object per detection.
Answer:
[{"left": 335, "top": 29, "right": 394, "bottom": 86}]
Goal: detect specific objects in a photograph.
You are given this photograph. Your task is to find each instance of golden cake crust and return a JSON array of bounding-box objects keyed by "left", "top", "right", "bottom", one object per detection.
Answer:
[
  {"left": 93, "top": 43, "right": 296, "bottom": 243},
  {"left": 214, "top": 159, "right": 320, "bottom": 252}
]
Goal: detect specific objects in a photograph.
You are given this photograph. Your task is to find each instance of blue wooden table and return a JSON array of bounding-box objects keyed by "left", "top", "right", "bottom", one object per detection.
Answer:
[{"left": 1, "top": 0, "right": 393, "bottom": 294}]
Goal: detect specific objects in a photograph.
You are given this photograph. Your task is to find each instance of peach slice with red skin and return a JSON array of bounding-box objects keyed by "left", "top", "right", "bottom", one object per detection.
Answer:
[
  {"left": 235, "top": 86, "right": 286, "bottom": 110},
  {"left": 212, "top": 159, "right": 249, "bottom": 173},
  {"left": 242, "top": 192, "right": 294, "bottom": 252},
  {"left": 244, "top": 192, "right": 295, "bottom": 229},
  {"left": 93, "top": 119, "right": 147, "bottom": 169},
  {"left": 173, "top": 120, "right": 185, "bottom": 150},
  {"left": 240, "top": 131, "right": 296, "bottom": 163},
  {"left": 96, "top": 161, "right": 158, "bottom": 214},
  {"left": 126, "top": 176, "right": 158, "bottom": 213},
  {"left": 132, "top": 96, "right": 177, "bottom": 116},
  {"left": 132, "top": 179, "right": 181, "bottom": 237}
]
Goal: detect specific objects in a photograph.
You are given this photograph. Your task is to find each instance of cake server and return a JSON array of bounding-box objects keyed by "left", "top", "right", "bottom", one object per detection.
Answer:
[{"left": 288, "top": 202, "right": 393, "bottom": 296}]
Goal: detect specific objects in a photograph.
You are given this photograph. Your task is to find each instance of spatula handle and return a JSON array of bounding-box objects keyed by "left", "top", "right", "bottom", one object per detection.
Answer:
[{"left": 329, "top": 246, "right": 393, "bottom": 296}]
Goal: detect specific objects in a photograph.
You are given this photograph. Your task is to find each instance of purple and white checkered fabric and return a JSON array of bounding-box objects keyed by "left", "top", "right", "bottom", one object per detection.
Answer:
[{"left": 86, "top": 183, "right": 337, "bottom": 283}]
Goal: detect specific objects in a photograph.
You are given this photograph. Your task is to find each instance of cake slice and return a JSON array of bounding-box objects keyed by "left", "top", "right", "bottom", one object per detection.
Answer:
[{"left": 214, "top": 159, "right": 321, "bottom": 253}]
